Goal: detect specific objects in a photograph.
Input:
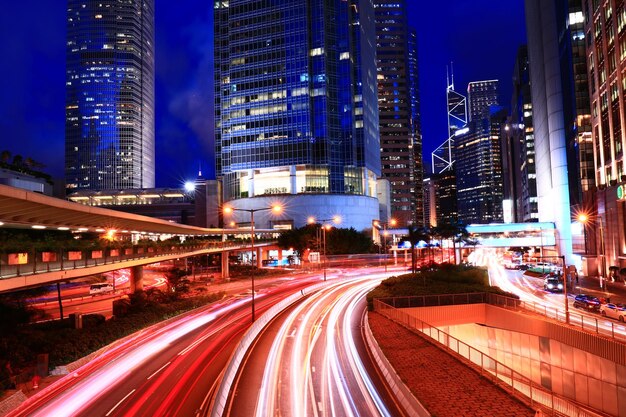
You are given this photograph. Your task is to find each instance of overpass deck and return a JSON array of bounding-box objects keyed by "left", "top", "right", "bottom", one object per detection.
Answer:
[{"left": 0, "top": 241, "right": 279, "bottom": 293}]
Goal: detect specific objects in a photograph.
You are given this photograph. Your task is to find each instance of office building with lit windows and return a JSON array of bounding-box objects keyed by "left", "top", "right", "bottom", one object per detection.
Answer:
[
  {"left": 456, "top": 106, "right": 505, "bottom": 224},
  {"left": 582, "top": 0, "right": 626, "bottom": 275},
  {"left": 375, "top": 0, "right": 423, "bottom": 227},
  {"left": 505, "top": 45, "right": 538, "bottom": 223},
  {"left": 467, "top": 80, "right": 499, "bottom": 122},
  {"left": 214, "top": 0, "right": 380, "bottom": 230},
  {"left": 525, "top": 0, "right": 593, "bottom": 268},
  {"left": 65, "top": 0, "right": 155, "bottom": 192}
]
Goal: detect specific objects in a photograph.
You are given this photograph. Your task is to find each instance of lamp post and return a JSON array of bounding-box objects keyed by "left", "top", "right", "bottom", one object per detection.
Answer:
[
  {"left": 373, "top": 219, "right": 397, "bottom": 271},
  {"left": 308, "top": 216, "right": 340, "bottom": 281},
  {"left": 224, "top": 205, "right": 281, "bottom": 322},
  {"left": 578, "top": 213, "right": 606, "bottom": 286}
]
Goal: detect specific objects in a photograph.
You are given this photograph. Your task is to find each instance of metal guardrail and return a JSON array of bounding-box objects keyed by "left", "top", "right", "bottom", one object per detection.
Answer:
[
  {"left": 486, "top": 293, "right": 626, "bottom": 343},
  {"left": 374, "top": 297, "right": 604, "bottom": 417},
  {"left": 377, "top": 292, "right": 626, "bottom": 343},
  {"left": 0, "top": 241, "right": 277, "bottom": 280}
]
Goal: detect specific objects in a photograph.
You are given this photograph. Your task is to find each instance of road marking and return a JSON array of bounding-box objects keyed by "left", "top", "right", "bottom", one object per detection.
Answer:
[
  {"left": 289, "top": 328, "right": 297, "bottom": 337},
  {"left": 147, "top": 361, "right": 171, "bottom": 380},
  {"left": 311, "top": 366, "right": 316, "bottom": 373},
  {"left": 106, "top": 388, "right": 136, "bottom": 416},
  {"left": 318, "top": 401, "right": 323, "bottom": 412}
]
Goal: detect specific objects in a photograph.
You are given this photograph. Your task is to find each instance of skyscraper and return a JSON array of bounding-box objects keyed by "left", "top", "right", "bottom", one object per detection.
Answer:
[
  {"left": 375, "top": 0, "right": 423, "bottom": 227},
  {"left": 510, "top": 46, "right": 538, "bottom": 223},
  {"left": 456, "top": 107, "right": 505, "bottom": 224},
  {"left": 65, "top": 0, "right": 155, "bottom": 192},
  {"left": 214, "top": 0, "right": 381, "bottom": 230},
  {"left": 430, "top": 67, "right": 466, "bottom": 225},
  {"left": 525, "top": 0, "right": 590, "bottom": 266},
  {"left": 467, "top": 80, "right": 499, "bottom": 122}
]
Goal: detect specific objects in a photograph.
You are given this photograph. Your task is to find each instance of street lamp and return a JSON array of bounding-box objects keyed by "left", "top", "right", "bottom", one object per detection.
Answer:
[
  {"left": 373, "top": 218, "right": 397, "bottom": 271},
  {"left": 307, "top": 216, "right": 340, "bottom": 281},
  {"left": 578, "top": 212, "right": 606, "bottom": 284},
  {"left": 223, "top": 204, "right": 281, "bottom": 322}
]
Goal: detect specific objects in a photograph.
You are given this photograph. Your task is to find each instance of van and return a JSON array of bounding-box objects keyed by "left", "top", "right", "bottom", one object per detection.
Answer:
[{"left": 89, "top": 283, "right": 114, "bottom": 295}]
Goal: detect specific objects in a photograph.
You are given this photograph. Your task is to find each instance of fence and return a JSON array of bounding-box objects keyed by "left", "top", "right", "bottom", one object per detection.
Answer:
[
  {"left": 487, "top": 293, "right": 626, "bottom": 343},
  {"left": 0, "top": 241, "right": 275, "bottom": 280},
  {"left": 376, "top": 292, "right": 626, "bottom": 343}
]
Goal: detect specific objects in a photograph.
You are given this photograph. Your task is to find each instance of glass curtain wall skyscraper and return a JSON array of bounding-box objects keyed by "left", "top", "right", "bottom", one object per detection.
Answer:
[
  {"left": 214, "top": 0, "right": 381, "bottom": 230},
  {"left": 65, "top": 0, "right": 155, "bottom": 192},
  {"left": 375, "top": 0, "right": 423, "bottom": 227}
]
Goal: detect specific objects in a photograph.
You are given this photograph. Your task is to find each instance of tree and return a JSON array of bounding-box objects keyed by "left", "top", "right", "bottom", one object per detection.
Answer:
[
  {"left": 277, "top": 224, "right": 317, "bottom": 260},
  {"left": 407, "top": 226, "right": 429, "bottom": 273},
  {"left": 165, "top": 267, "right": 190, "bottom": 298},
  {"left": 11, "top": 154, "right": 23, "bottom": 168},
  {"left": 462, "top": 237, "right": 480, "bottom": 262},
  {"left": 325, "top": 227, "right": 377, "bottom": 255},
  {"left": 0, "top": 150, "right": 10, "bottom": 164},
  {"left": 434, "top": 221, "right": 468, "bottom": 264}
]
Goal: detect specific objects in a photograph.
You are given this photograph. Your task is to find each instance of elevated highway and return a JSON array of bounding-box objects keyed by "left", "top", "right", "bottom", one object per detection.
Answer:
[{"left": 0, "top": 185, "right": 281, "bottom": 293}]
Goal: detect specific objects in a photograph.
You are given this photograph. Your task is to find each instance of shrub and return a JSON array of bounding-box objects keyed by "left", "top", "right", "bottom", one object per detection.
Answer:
[{"left": 366, "top": 263, "right": 517, "bottom": 310}]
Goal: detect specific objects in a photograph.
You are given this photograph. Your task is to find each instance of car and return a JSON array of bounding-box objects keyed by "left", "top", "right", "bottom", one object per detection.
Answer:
[
  {"left": 573, "top": 294, "right": 601, "bottom": 311},
  {"left": 600, "top": 303, "right": 626, "bottom": 322},
  {"left": 89, "top": 283, "right": 114, "bottom": 295},
  {"left": 543, "top": 277, "right": 563, "bottom": 293},
  {"left": 534, "top": 262, "right": 557, "bottom": 273},
  {"left": 504, "top": 262, "right": 520, "bottom": 270},
  {"left": 518, "top": 264, "right": 530, "bottom": 271}
]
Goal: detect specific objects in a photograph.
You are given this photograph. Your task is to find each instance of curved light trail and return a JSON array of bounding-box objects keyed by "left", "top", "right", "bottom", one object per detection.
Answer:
[{"left": 240, "top": 272, "right": 399, "bottom": 417}]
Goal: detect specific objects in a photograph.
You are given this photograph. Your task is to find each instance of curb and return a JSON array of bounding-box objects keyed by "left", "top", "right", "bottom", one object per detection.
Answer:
[{"left": 363, "top": 312, "right": 430, "bottom": 417}]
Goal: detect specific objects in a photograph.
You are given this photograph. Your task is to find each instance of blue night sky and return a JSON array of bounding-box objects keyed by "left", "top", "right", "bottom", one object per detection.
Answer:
[{"left": 0, "top": 1, "right": 526, "bottom": 188}]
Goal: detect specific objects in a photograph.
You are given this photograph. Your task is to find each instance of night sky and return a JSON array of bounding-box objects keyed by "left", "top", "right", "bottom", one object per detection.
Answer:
[{"left": 0, "top": 1, "right": 526, "bottom": 188}]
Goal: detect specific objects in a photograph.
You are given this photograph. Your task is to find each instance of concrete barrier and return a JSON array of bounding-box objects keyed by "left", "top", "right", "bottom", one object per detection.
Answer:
[
  {"left": 210, "top": 281, "right": 329, "bottom": 417},
  {"left": 363, "top": 312, "right": 430, "bottom": 417}
]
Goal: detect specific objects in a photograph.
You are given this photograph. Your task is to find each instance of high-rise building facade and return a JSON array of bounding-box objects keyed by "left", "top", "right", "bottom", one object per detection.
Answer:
[
  {"left": 525, "top": 0, "right": 592, "bottom": 267},
  {"left": 456, "top": 107, "right": 505, "bottom": 224},
  {"left": 65, "top": 0, "right": 155, "bottom": 192},
  {"left": 214, "top": 0, "right": 381, "bottom": 230},
  {"left": 510, "top": 46, "right": 538, "bottom": 223},
  {"left": 375, "top": 0, "right": 423, "bottom": 226},
  {"left": 467, "top": 80, "right": 500, "bottom": 122},
  {"left": 583, "top": 0, "right": 626, "bottom": 274},
  {"left": 430, "top": 69, "right": 466, "bottom": 225}
]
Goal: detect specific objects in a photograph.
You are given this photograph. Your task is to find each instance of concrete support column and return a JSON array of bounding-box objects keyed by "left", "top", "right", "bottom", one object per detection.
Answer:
[
  {"left": 130, "top": 265, "right": 144, "bottom": 293},
  {"left": 277, "top": 248, "right": 283, "bottom": 261},
  {"left": 256, "top": 248, "right": 263, "bottom": 268},
  {"left": 290, "top": 165, "right": 297, "bottom": 194},
  {"left": 221, "top": 250, "right": 230, "bottom": 279}
]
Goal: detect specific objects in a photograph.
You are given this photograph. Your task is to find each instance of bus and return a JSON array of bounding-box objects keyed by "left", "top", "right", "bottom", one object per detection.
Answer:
[{"left": 89, "top": 283, "right": 114, "bottom": 295}]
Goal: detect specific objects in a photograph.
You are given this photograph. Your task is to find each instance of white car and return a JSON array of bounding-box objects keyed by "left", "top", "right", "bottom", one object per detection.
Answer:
[{"left": 600, "top": 303, "right": 626, "bottom": 322}]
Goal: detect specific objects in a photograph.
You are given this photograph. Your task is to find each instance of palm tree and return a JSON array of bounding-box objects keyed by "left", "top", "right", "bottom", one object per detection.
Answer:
[
  {"left": 434, "top": 221, "right": 468, "bottom": 264},
  {"left": 407, "top": 226, "right": 429, "bottom": 273}
]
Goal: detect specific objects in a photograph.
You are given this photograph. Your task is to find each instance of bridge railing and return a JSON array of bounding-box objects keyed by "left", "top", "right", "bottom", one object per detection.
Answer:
[
  {"left": 0, "top": 240, "right": 275, "bottom": 280},
  {"left": 376, "top": 292, "right": 626, "bottom": 344},
  {"left": 374, "top": 297, "right": 603, "bottom": 417}
]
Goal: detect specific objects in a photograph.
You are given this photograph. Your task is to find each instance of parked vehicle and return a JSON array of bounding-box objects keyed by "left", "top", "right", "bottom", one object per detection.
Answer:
[
  {"left": 89, "top": 283, "right": 114, "bottom": 295},
  {"left": 573, "top": 294, "right": 601, "bottom": 311},
  {"left": 543, "top": 277, "right": 563, "bottom": 293},
  {"left": 600, "top": 303, "right": 626, "bottom": 322},
  {"left": 518, "top": 264, "right": 530, "bottom": 271}
]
